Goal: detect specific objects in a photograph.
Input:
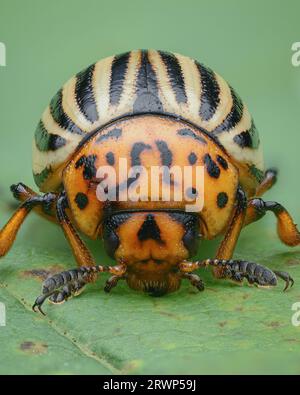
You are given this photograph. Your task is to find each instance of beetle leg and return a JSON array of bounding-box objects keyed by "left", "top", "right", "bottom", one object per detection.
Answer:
[
  {"left": 33, "top": 264, "right": 127, "bottom": 314},
  {"left": 181, "top": 273, "right": 205, "bottom": 291},
  {"left": 179, "top": 259, "right": 294, "bottom": 291},
  {"left": 104, "top": 274, "right": 126, "bottom": 293},
  {"left": 244, "top": 199, "right": 300, "bottom": 246},
  {"left": 214, "top": 186, "right": 247, "bottom": 277},
  {"left": 55, "top": 192, "right": 96, "bottom": 269},
  {"left": 0, "top": 191, "right": 57, "bottom": 257},
  {"left": 255, "top": 168, "right": 278, "bottom": 197},
  {"left": 10, "top": 183, "right": 59, "bottom": 223}
]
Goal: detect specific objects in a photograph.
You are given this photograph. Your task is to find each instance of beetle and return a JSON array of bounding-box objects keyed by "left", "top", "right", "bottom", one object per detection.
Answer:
[{"left": 0, "top": 49, "right": 298, "bottom": 314}]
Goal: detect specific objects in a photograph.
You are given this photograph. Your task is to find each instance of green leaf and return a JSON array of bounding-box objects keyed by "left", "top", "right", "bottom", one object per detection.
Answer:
[{"left": 0, "top": 205, "right": 300, "bottom": 374}]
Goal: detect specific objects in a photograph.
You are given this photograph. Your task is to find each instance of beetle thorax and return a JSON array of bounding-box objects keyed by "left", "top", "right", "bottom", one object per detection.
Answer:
[{"left": 63, "top": 114, "right": 239, "bottom": 242}]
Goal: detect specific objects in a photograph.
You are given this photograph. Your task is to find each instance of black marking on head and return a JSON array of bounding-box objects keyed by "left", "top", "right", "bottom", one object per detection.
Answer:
[
  {"left": 133, "top": 50, "right": 163, "bottom": 113},
  {"left": 177, "top": 128, "right": 207, "bottom": 144},
  {"left": 168, "top": 212, "right": 200, "bottom": 256},
  {"left": 75, "top": 63, "right": 99, "bottom": 123},
  {"left": 137, "top": 214, "right": 164, "bottom": 244},
  {"left": 103, "top": 213, "right": 132, "bottom": 258},
  {"left": 75, "top": 154, "right": 97, "bottom": 180},
  {"left": 131, "top": 142, "right": 151, "bottom": 166},
  {"left": 155, "top": 140, "right": 172, "bottom": 167},
  {"left": 75, "top": 192, "right": 88, "bottom": 210},
  {"left": 109, "top": 52, "right": 131, "bottom": 105},
  {"left": 49, "top": 89, "right": 84, "bottom": 135},
  {"left": 35, "top": 120, "right": 66, "bottom": 151},
  {"left": 213, "top": 87, "right": 244, "bottom": 134},
  {"left": 97, "top": 128, "right": 122, "bottom": 143},
  {"left": 188, "top": 152, "right": 197, "bottom": 165},
  {"left": 106, "top": 152, "right": 115, "bottom": 165},
  {"left": 217, "top": 192, "right": 228, "bottom": 208},
  {"left": 203, "top": 153, "right": 220, "bottom": 178},
  {"left": 216, "top": 155, "right": 228, "bottom": 170},
  {"left": 196, "top": 62, "right": 220, "bottom": 121},
  {"left": 233, "top": 120, "right": 260, "bottom": 149},
  {"left": 159, "top": 51, "right": 187, "bottom": 104},
  {"left": 186, "top": 187, "right": 198, "bottom": 199}
]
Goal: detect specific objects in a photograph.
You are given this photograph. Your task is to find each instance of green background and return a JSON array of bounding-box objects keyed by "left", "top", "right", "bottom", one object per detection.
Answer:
[{"left": 0, "top": 0, "right": 300, "bottom": 374}]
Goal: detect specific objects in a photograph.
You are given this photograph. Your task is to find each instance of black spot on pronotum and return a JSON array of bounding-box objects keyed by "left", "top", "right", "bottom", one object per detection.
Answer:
[
  {"left": 106, "top": 152, "right": 115, "bottom": 165},
  {"left": 203, "top": 154, "right": 220, "bottom": 178},
  {"left": 188, "top": 152, "right": 197, "bottom": 165},
  {"left": 217, "top": 192, "right": 228, "bottom": 208},
  {"left": 177, "top": 128, "right": 207, "bottom": 144},
  {"left": 75, "top": 154, "right": 97, "bottom": 180},
  {"left": 216, "top": 155, "right": 228, "bottom": 170},
  {"left": 75, "top": 192, "right": 89, "bottom": 209},
  {"left": 131, "top": 142, "right": 151, "bottom": 166},
  {"left": 137, "top": 214, "right": 164, "bottom": 244},
  {"left": 155, "top": 140, "right": 172, "bottom": 167},
  {"left": 186, "top": 187, "right": 198, "bottom": 199},
  {"left": 96, "top": 128, "right": 122, "bottom": 143}
]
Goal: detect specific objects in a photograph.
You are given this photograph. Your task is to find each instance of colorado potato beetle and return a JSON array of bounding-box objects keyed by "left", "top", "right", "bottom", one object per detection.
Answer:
[{"left": 0, "top": 50, "right": 297, "bottom": 314}]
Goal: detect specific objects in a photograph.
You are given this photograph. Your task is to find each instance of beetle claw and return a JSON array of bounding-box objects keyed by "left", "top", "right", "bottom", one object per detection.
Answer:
[{"left": 273, "top": 270, "right": 294, "bottom": 292}]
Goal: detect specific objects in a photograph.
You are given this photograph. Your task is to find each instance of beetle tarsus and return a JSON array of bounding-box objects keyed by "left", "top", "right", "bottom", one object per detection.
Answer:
[
  {"left": 182, "top": 273, "right": 205, "bottom": 291},
  {"left": 273, "top": 270, "right": 294, "bottom": 291},
  {"left": 180, "top": 259, "right": 294, "bottom": 291},
  {"left": 32, "top": 267, "right": 97, "bottom": 314},
  {"left": 104, "top": 275, "right": 125, "bottom": 293}
]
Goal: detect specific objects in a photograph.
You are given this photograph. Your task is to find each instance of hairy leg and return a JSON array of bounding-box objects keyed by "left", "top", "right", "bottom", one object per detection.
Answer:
[
  {"left": 33, "top": 264, "right": 127, "bottom": 314},
  {"left": 179, "top": 259, "right": 293, "bottom": 291}
]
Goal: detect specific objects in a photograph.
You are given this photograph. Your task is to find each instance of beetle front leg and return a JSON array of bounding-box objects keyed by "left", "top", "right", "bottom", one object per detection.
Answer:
[
  {"left": 0, "top": 189, "right": 57, "bottom": 257},
  {"left": 244, "top": 198, "right": 300, "bottom": 246},
  {"left": 181, "top": 272, "right": 205, "bottom": 292},
  {"left": 214, "top": 186, "right": 247, "bottom": 278},
  {"left": 179, "top": 259, "right": 294, "bottom": 291},
  {"left": 33, "top": 264, "right": 127, "bottom": 315}
]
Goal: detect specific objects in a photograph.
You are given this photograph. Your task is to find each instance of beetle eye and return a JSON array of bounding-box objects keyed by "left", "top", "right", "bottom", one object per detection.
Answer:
[{"left": 103, "top": 228, "right": 120, "bottom": 258}]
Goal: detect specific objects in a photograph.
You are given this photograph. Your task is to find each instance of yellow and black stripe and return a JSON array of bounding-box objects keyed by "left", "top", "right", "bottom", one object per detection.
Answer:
[{"left": 33, "top": 49, "right": 264, "bottom": 192}]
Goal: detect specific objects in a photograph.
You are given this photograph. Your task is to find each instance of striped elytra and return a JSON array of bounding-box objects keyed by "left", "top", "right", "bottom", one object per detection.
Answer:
[{"left": 32, "top": 49, "right": 264, "bottom": 192}]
